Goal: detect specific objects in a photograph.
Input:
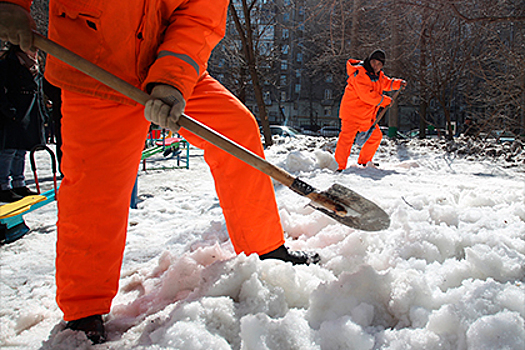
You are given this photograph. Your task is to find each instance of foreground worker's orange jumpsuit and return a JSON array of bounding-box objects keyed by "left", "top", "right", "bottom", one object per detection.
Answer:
[
  {"left": 11, "top": 0, "right": 284, "bottom": 321},
  {"left": 334, "top": 59, "right": 403, "bottom": 169}
]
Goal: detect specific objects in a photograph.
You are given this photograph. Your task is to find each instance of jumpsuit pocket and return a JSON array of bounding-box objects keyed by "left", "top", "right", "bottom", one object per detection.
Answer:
[{"left": 49, "top": 0, "right": 104, "bottom": 65}]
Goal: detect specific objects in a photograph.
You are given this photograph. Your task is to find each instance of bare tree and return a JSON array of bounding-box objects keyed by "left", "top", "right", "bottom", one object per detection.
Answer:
[
  {"left": 401, "top": 0, "right": 525, "bottom": 139},
  {"left": 228, "top": 0, "right": 276, "bottom": 146}
]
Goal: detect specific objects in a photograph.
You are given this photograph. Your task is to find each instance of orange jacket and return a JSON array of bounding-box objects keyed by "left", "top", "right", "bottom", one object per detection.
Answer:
[
  {"left": 9, "top": 0, "right": 228, "bottom": 105},
  {"left": 339, "top": 58, "right": 402, "bottom": 123}
]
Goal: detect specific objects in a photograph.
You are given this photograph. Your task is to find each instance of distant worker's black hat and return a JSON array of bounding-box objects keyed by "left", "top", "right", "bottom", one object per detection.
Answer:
[{"left": 369, "top": 49, "right": 386, "bottom": 65}]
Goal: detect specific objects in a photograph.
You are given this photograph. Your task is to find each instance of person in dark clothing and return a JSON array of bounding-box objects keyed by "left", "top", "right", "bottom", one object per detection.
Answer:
[
  {"left": 462, "top": 117, "right": 479, "bottom": 137},
  {"left": 0, "top": 41, "right": 46, "bottom": 202},
  {"left": 44, "top": 99, "right": 55, "bottom": 142},
  {"left": 43, "top": 78, "right": 63, "bottom": 175}
]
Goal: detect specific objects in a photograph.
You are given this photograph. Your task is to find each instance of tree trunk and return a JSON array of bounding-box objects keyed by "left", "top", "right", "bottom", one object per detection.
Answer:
[
  {"left": 522, "top": 74, "right": 525, "bottom": 136},
  {"left": 418, "top": 23, "right": 428, "bottom": 139},
  {"left": 229, "top": 1, "right": 273, "bottom": 147},
  {"left": 388, "top": 0, "right": 400, "bottom": 138},
  {"left": 443, "top": 101, "right": 454, "bottom": 140},
  {"left": 350, "top": 0, "right": 360, "bottom": 56}
]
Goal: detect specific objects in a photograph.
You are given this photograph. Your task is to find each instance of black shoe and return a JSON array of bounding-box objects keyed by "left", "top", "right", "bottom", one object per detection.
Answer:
[
  {"left": 66, "top": 315, "right": 106, "bottom": 344},
  {"left": 335, "top": 169, "right": 344, "bottom": 173},
  {"left": 12, "top": 186, "right": 39, "bottom": 197},
  {"left": 0, "top": 189, "right": 24, "bottom": 203},
  {"left": 358, "top": 162, "right": 379, "bottom": 167},
  {"left": 259, "top": 245, "right": 320, "bottom": 265}
]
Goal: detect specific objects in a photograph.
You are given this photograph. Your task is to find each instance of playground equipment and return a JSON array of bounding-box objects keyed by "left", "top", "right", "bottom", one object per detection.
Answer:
[
  {"left": 130, "top": 127, "right": 190, "bottom": 209},
  {"left": 0, "top": 145, "right": 58, "bottom": 244},
  {"left": 141, "top": 127, "right": 190, "bottom": 171}
]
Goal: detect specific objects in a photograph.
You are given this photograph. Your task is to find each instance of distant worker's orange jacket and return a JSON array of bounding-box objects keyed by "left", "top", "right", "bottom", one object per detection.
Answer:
[
  {"left": 10, "top": 0, "right": 227, "bottom": 104},
  {"left": 340, "top": 58, "right": 403, "bottom": 123}
]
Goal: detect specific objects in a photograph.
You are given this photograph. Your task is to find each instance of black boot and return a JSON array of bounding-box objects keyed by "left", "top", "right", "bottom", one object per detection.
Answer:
[
  {"left": 12, "top": 186, "right": 39, "bottom": 197},
  {"left": 358, "top": 162, "right": 379, "bottom": 167},
  {"left": 65, "top": 315, "right": 106, "bottom": 344},
  {"left": 260, "top": 245, "right": 320, "bottom": 265},
  {"left": 0, "top": 189, "right": 23, "bottom": 203}
]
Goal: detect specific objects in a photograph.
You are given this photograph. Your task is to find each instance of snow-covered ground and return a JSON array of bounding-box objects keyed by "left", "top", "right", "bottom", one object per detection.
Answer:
[{"left": 1, "top": 135, "right": 524, "bottom": 350}]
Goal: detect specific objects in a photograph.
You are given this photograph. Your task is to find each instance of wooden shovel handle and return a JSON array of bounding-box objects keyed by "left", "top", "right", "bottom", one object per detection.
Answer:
[
  {"left": 371, "top": 88, "right": 402, "bottom": 128},
  {"left": 32, "top": 33, "right": 297, "bottom": 187}
]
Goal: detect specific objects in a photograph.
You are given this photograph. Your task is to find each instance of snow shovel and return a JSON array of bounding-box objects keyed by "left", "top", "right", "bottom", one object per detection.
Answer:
[
  {"left": 354, "top": 89, "right": 402, "bottom": 146},
  {"left": 32, "top": 33, "right": 390, "bottom": 231}
]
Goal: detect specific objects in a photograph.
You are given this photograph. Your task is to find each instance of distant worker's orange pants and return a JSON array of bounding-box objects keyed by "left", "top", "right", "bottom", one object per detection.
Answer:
[
  {"left": 334, "top": 118, "right": 382, "bottom": 170},
  {"left": 56, "top": 73, "right": 284, "bottom": 321}
]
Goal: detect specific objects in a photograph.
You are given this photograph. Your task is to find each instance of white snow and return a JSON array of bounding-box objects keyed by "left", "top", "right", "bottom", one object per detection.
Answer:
[{"left": 1, "top": 135, "right": 524, "bottom": 350}]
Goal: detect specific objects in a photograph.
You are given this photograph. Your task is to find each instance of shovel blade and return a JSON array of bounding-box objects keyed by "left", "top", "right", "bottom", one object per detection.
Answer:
[
  {"left": 354, "top": 130, "right": 372, "bottom": 146},
  {"left": 312, "top": 183, "right": 390, "bottom": 231}
]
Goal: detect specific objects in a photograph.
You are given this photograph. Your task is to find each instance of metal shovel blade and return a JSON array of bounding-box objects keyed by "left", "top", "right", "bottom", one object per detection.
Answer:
[
  {"left": 311, "top": 184, "right": 390, "bottom": 231},
  {"left": 354, "top": 129, "right": 372, "bottom": 146}
]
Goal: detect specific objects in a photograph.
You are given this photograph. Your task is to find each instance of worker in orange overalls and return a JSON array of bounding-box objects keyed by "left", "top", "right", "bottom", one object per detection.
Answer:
[
  {"left": 334, "top": 50, "right": 406, "bottom": 171},
  {"left": 0, "top": 0, "right": 319, "bottom": 343}
]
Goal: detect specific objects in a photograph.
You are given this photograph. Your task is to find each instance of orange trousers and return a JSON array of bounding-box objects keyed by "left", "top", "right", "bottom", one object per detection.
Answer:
[
  {"left": 56, "top": 73, "right": 284, "bottom": 321},
  {"left": 334, "top": 118, "right": 382, "bottom": 170}
]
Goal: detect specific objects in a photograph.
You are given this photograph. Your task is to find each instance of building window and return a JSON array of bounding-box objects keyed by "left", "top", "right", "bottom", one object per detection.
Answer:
[
  {"left": 295, "top": 84, "right": 301, "bottom": 93},
  {"left": 296, "top": 53, "right": 303, "bottom": 62},
  {"left": 264, "top": 91, "right": 271, "bottom": 105},
  {"left": 259, "top": 42, "right": 272, "bottom": 56},
  {"left": 269, "top": 111, "right": 278, "bottom": 122},
  {"left": 296, "top": 69, "right": 301, "bottom": 78},
  {"left": 281, "top": 60, "right": 288, "bottom": 70},
  {"left": 324, "top": 107, "right": 332, "bottom": 116},
  {"left": 282, "top": 29, "right": 289, "bottom": 39},
  {"left": 281, "top": 91, "right": 286, "bottom": 101},
  {"left": 326, "top": 74, "right": 333, "bottom": 83},
  {"left": 280, "top": 74, "right": 287, "bottom": 85},
  {"left": 324, "top": 89, "right": 332, "bottom": 100},
  {"left": 281, "top": 44, "right": 289, "bottom": 55},
  {"left": 283, "top": 13, "right": 290, "bottom": 22}
]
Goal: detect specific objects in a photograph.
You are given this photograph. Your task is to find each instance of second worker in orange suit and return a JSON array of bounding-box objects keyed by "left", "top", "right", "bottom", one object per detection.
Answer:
[{"left": 334, "top": 49, "right": 406, "bottom": 171}]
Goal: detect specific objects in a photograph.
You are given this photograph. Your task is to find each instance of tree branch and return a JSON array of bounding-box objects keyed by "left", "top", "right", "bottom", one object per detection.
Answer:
[{"left": 449, "top": 2, "right": 525, "bottom": 23}]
